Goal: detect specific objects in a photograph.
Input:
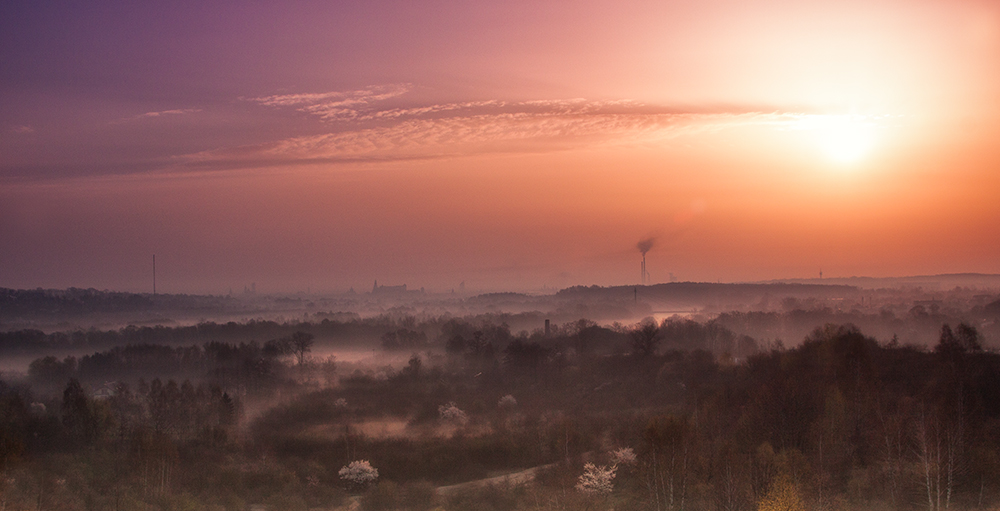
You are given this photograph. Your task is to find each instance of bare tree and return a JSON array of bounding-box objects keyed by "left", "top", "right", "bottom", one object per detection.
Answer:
[
  {"left": 291, "top": 331, "right": 314, "bottom": 366},
  {"left": 714, "top": 446, "right": 750, "bottom": 511},
  {"left": 915, "top": 402, "right": 965, "bottom": 511},
  {"left": 874, "top": 396, "right": 907, "bottom": 508},
  {"left": 643, "top": 415, "right": 690, "bottom": 511}
]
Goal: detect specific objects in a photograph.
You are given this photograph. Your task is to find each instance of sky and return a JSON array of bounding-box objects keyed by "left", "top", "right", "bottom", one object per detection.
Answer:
[{"left": 2, "top": 0, "right": 999, "bottom": 294}]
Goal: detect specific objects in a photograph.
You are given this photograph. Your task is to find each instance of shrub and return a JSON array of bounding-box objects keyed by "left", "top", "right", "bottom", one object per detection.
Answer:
[
  {"left": 438, "top": 402, "right": 469, "bottom": 425},
  {"left": 610, "top": 447, "right": 636, "bottom": 466},
  {"left": 576, "top": 463, "right": 616, "bottom": 495},
  {"left": 498, "top": 395, "right": 517, "bottom": 408},
  {"left": 340, "top": 460, "right": 379, "bottom": 490}
]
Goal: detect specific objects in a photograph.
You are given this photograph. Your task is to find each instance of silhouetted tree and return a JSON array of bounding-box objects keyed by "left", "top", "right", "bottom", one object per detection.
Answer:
[
  {"left": 503, "top": 340, "right": 551, "bottom": 373},
  {"left": 631, "top": 321, "right": 660, "bottom": 357},
  {"left": 28, "top": 356, "right": 77, "bottom": 394},
  {"left": 291, "top": 331, "right": 314, "bottom": 366},
  {"left": 219, "top": 392, "right": 237, "bottom": 426},
  {"left": 61, "top": 378, "right": 98, "bottom": 444},
  {"left": 400, "top": 355, "right": 422, "bottom": 379}
]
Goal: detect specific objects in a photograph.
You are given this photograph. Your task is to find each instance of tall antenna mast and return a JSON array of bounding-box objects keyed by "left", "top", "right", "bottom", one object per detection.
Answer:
[{"left": 153, "top": 254, "right": 156, "bottom": 295}]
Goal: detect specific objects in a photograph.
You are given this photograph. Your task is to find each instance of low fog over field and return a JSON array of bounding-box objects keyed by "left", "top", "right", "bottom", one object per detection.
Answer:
[{"left": 3, "top": 276, "right": 1000, "bottom": 509}]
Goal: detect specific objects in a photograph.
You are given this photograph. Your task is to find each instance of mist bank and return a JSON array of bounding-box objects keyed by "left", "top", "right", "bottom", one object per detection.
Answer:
[
  {"left": 765, "top": 272, "right": 1000, "bottom": 290},
  {"left": 6, "top": 289, "right": 1000, "bottom": 385},
  {"left": 5, "top": 276, "right": 1000, "bottom": 332}
]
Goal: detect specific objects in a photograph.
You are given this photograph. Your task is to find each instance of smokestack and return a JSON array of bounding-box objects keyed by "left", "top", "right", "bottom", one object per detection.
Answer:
[
  {"left": 636, "top": 238, "right": 654, "bottom": 285},
  {"left": 641, "top": 254, "right": 646, "bottom": 285},
  {"left": 544, "top": 319, "right": 550, "bottom": 337},
  {"left": 152, "top": 254, "right": 156, "bottom": 295}
]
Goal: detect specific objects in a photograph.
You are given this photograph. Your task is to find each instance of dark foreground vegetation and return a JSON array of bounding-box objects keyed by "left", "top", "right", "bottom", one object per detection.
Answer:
[{"left": 2, "top": 311, "right": 1000, "bottom": 510}]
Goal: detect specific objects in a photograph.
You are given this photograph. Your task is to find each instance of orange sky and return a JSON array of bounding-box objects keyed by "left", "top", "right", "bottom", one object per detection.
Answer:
[{"left": 2, "top": 0, "right": 999, "bottom": 293}]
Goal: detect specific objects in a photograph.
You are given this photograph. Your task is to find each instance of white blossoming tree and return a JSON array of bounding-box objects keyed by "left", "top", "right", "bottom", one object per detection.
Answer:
[
  {"left": 576, "top": 447, "right": 636, "bottom": 497},
  {"left": 611, "top": 447, "right": 637, "bottom": 467},
  {"left": 498, "top": 394, "right": 517, "bottom": 408},
  {"left": 576, "top": 462, "right": 617, "bottom": 495},
  {"left": 438, "top": 402, "right": 469, "bottom": 425},
  {"left": 339, "top": 460, "right": 379, "bottom": 490},
  {"left": 497, "top": 394, "right": 517, "bottom": 408}
]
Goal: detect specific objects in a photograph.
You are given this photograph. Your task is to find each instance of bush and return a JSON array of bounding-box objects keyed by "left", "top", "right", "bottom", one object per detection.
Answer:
[
  {"left": 575, "top": 463, "right": 616, "bottom": 495},
  {"left": 340, "top": 460, "right": 379, "bottom": 490}
]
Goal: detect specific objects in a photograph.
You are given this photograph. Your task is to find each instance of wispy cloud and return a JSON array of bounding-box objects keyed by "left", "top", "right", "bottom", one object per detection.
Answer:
[
  {"left": 186, "top": 90, "right": 800, "bottom": 170},
  {"left": 10, "top": 125, "right": 35, "bottom": 134},
  {"left": 249, "top": 84, "right": 411, "bottom": 121},
  {"left": 247, "top": 86, "right": 661, "bottom": 123},
  {"left": 139, "top": 109, "right": 201, "bottom": 118},
  {"left": 115, "top": 109, "right": 202, "bottom": 123}
]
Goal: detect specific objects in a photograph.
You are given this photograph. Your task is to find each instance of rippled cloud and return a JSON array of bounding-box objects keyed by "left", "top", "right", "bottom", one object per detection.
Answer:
[{"left": 186, "top": 88, "right": 800, "bottom": 169}]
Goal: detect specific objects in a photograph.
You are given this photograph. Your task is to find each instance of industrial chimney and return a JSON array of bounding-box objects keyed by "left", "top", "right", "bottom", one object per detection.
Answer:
[{"left": 636, "top": 238, "right": 654, "bottom": 285}]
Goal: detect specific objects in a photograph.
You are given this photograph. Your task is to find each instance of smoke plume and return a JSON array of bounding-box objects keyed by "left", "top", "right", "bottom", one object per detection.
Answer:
[{"left": 637, "top": 238, "right": 655, "bottom": 255}]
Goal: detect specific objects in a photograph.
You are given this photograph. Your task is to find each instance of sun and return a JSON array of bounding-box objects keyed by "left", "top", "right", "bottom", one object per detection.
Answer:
[
  {"left": 788, "top": 114, "right": 880, "bottom": 165},
  {"left": 816, "top": 116, "right": 878, "bottom": 164},
  {"left": 796, "top": 114, "right": 882, "bottom": 165}
]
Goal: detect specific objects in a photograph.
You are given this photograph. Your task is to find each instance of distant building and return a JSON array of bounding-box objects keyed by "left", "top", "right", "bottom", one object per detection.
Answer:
[{"left": 372, "top": 280, "right": 408, "bottom": 294}]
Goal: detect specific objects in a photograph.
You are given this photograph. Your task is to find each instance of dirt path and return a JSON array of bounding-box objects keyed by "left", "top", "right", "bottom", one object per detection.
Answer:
[
  {"left": 331, "top": 495, "right": 361, "bottom": 511},
  {"left": 435, "top": 462, "right": 557, "bottom": 495},
  {"left": 330, "top": 462, "right": 558, "bottom": 510}
]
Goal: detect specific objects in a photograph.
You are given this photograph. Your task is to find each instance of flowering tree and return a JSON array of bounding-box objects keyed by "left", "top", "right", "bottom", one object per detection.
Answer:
[
  {"left": 498, "top": 394, "right": 517, "bottom": 408},
  {"left": 438, "top": 402, "right": 469, "bottom": 425},
  {"left": 339, "top": 460, "right": 379, "bottom": 489},
  {"left": 576, "top": 447, "right": 636, "bottom": 497},
  {"left": 611, "top": 447, "right": 637, "bottom": 467},
  {"left": 576, "top": 463, "right": 617, "bottom": 495}
]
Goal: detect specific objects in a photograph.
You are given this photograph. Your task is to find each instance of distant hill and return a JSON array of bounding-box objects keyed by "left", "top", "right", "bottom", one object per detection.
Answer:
[
  {"left": 0, "top": 287, "right": 237, "bottom": 319},
  {"left": 556, "top": 281, "right": 860, "bottom": 312},
  {"left": 763, "top": 273, "right": 1000, "bottom": 290}
]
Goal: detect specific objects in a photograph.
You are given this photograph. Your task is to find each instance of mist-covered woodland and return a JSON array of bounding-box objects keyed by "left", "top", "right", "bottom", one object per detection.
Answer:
[{"left": 2, "top": 280, "right": 1000, "bottom": 511}]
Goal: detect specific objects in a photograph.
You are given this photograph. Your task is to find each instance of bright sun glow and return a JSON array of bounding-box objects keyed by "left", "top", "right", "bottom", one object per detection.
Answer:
[
  {"left": 794, "top": 115, "right": 880, "bottom": 165},
  {"left": 820, "top": 117, "right": 878, "bottom": 164}
]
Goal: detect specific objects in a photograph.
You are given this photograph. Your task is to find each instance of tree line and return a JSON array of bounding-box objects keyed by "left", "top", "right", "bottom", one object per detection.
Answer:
[{"left": 2, "top": 316, "right": 1000, "bottom": 510}]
